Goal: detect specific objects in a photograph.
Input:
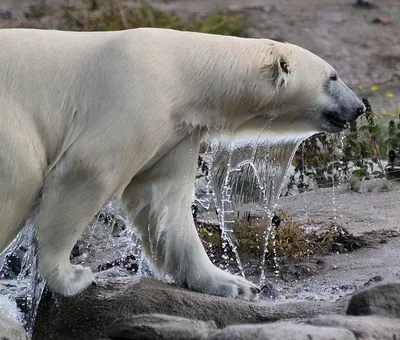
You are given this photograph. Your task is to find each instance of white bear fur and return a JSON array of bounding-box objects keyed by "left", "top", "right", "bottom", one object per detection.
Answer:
[{"left": 0, "top": 28, "right": 364, "bottom": 299}]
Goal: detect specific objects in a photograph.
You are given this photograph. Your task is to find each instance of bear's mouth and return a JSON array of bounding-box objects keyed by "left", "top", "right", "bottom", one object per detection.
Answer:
[{"left": 324, "top": 111, "right": 348, "bottom": 131}]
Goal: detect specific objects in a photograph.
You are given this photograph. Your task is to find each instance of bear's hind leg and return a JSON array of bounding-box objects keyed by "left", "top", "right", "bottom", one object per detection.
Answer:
[
  {"left": 35, "top": 160, "right": 112, "bottom": 296},
  {"left": 0, "top": 151, "right": 43, "bottom": 254}
]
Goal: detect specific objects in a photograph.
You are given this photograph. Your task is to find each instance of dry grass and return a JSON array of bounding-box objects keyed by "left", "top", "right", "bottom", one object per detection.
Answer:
[
  {"left": 196, "top": 210, "right": 363, "bottom": 269},
  {"left": 347, "top": 175, "right": 362, "bottom": 192}
]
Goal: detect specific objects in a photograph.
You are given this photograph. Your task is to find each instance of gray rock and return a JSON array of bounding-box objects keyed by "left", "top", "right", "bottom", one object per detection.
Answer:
[
  {"left": 260, "top": 282, "right": 279, "bottom": 300},
  {"left": 207, "top": 322, "right": 356, "bottom": 340},
  {"left": 108, "top": 314, "right": 217, "bottom": 340},
  {"left": 108, "top": 315, "right": 359, "bottom": 340},
  {"left": 33, "top": 276, "right": 346, "bottom": 340},
  {"left": 346, "top": 281, "right": 400, "bottom": 318},
  {"left": 0, "top": 313, "right": 30, "bottom": 340},
  {"left": 107, "top": 314, "right": 400, "bottom": 340},
  {"left": 306, "top": 315, "right": 400, "bottom": 339}
]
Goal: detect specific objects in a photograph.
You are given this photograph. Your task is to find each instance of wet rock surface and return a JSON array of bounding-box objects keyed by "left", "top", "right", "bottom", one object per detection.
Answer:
[
  {"left": 32, "top": 276, "right": 400, "bottom": 340},
  {"left": 33, "top": 276, "right": 349, "bottom": 340},
  {"left": 347, "top": 281, "right": 400, "bottom": 318}
]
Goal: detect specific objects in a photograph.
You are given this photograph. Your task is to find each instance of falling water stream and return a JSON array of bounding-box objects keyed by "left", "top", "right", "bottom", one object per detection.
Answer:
[{"left": 207, "top": 133, "right": 313, "bottom": 284}]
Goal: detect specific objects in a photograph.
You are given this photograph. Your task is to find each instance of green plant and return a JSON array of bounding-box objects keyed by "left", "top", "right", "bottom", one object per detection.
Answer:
[
  {"left": 288, "top": 98, "right": 399, "bottom": 194},
  {"left": 384, "top": 115, "right": 400, "bottom": 151},
  {"left": 289, "top": 133, "right": 343, "bottom": 191}
]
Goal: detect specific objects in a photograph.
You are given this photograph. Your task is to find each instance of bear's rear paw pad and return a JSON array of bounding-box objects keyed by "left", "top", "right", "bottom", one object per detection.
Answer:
[{"left": 46, "top": 264, "right": 95, "bottom": 296}]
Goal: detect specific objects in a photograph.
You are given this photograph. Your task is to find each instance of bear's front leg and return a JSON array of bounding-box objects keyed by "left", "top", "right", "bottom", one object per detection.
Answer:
[{"left": 122, "top": 132, "right": 260, "bottom": 300}]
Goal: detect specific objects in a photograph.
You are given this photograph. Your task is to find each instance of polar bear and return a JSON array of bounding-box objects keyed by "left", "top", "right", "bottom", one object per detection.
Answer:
[{"left": 0, "top": 27, "right": 365, "bottom": 299}]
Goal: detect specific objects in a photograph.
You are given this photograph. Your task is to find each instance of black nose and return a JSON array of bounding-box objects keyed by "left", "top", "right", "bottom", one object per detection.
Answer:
[{"left": 357, "top": 105, "right": 366, "bottom": 117}]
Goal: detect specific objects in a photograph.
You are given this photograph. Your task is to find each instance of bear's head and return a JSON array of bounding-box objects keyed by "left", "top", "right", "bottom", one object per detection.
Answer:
[{"left": 258, "top": 42, "right": 366, "bottom": 135}]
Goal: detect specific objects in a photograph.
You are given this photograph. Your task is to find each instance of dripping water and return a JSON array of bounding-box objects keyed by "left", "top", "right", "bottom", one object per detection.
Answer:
[
  {"left": 0, "top": 207, "right": 45, "bottom": 337},
  {"left": 208, "top": 134, "right": 313, "bottom": 284},
  {"left": 210, "top": 141, "right": 246, "bottom": 276}
]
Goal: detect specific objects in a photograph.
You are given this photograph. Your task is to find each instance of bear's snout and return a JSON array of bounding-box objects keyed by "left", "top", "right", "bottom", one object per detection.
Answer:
[{"left": 349, "top": 104, "right": 366, "bottom": 122}]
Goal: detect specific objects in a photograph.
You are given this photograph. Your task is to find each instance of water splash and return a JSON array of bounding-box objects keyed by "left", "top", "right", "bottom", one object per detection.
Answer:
[
  {"left": 0, "top": 201, "right": 143, "bottom": 335},
  {"left": 0, "top": 208, "right": 45, "bottom": 336},
  {"left": 208, "top": 134, "right": 312, "bottom": 283},
  {"left": 88, "top": 202, "right": 143, "bottom": 282},
  {"left": 331, "top": 133, "right": 346, "bottom": 226}
]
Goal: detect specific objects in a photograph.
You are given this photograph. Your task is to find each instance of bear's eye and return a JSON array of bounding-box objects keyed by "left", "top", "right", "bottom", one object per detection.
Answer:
[{"left": 330, "top": 73, "right": 338, "bottom": 81}]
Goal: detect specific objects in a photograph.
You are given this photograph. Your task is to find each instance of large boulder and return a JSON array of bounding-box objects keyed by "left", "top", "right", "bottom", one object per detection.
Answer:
[
  {"left": 108, "top": 314, "right": 356, "bottom": 340},
  {"left": 306, "top": 315, "right": 400, "bottom": 339},
  {"left": 107, "top": 313, "right": 400, "bottom": 340},
  {"left": 33, "top": 275, "right": 346, "bottom": 340},
  {"left": 346, "top": 281, "right": 400, "bottom": 318}
]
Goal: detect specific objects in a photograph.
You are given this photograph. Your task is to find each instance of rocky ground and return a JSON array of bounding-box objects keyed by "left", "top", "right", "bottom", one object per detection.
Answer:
[
  {"left": 1, "top": 0, "right": 400, "bottom": 339},
  {"left": 29, "top": 279, "right": 400, "bottom": 339},
  {"left": 3, "top": 178, "right": 400, "bottom": 339}
]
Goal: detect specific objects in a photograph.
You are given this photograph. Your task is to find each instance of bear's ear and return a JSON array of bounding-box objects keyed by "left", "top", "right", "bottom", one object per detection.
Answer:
[{"left": 261, "top": 53, "right": 290, "bottom": 91}]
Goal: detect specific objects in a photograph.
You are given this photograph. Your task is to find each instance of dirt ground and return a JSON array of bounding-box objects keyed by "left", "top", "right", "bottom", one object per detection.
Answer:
[{"left": 269, "top": 180, "right": 400, "bottom": 302}]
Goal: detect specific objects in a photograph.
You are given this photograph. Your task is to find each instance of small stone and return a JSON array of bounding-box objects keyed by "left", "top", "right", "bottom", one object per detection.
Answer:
[
  {"left": 339, "top": 284, "right": 357, "bottom": 291},
  {"left": 372, "top": 16, "right": 392, "bottom": 25},
  {"left": 363, "top": 275, "right": 383, "bottom": 286},
  {"left": 260, "top": 282, "right": 279, "bottom": 300},
  {"left": 347, "top": 281, "right": 400, "bottom": 318},
  {"left": 353, "top": 0, "right": 378, "bottom": 9},
  {"left": 332, "top": 242, "right": 345, "bottom": 253}
]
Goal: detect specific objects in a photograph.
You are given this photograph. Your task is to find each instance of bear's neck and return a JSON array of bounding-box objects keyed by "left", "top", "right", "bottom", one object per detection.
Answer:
[{"left": 170, "top": 37, "right": 276, "bottom": 133}]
